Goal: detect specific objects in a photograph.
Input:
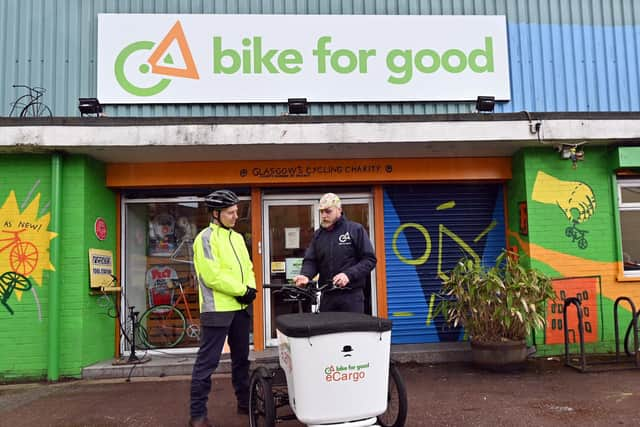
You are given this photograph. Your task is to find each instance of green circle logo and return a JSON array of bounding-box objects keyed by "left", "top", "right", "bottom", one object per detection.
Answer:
[{"left": 115, "top": 41, "right": 171, "bottom": 97}]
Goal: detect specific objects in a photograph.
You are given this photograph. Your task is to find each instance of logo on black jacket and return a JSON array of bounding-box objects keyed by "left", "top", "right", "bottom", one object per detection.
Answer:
[{"left": 338, "top": 232, "right": 351, "bottom": 245}]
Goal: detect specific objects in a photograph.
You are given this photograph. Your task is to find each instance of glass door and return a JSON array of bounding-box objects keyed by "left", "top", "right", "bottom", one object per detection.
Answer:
[{"left": 262, "top": 193, "right": 375, "bottom": 347}]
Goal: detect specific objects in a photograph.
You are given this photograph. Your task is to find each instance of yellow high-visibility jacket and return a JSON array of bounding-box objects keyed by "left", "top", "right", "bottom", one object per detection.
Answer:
[{"left": 192, "top": 223, "right": 256, "bottom": 321}]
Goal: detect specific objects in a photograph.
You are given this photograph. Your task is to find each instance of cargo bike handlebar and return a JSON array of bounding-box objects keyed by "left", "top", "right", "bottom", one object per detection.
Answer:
[{"left": 263, "top": 281, "right": 352, "bottom": 313}]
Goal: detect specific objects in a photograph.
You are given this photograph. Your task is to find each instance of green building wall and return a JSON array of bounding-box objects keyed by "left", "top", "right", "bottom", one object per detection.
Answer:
[
  {"left": 509, "top": 147, "right": 638, "bottom": 356},
  {"left": 0, "top": 154, "right": 116, "bottom": 380}
]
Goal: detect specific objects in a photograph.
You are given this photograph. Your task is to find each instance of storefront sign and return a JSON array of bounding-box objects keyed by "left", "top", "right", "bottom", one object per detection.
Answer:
[
  {"left": 89, "top": 248, "right": 114, "bottom": 289},
  {"left": 243, "top": 162, "right": 394, "bottom": 179},
  {"left": 107, "top": 157, "right": 513, "bottom": 187},
  {"left": 98, "top": 14, "right": 510, "bottom": 103}
]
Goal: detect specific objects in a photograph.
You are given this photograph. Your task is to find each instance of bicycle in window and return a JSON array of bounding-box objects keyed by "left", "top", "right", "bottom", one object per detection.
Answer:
[
  {"left": 138, "top": 277, "right": 200, "bottom": 349},
  {"left": 9, "top": 84, "right": 52, "bottom": 118},
  {"left": 249, "top": 282, "right": 408, "bottom": 427}
]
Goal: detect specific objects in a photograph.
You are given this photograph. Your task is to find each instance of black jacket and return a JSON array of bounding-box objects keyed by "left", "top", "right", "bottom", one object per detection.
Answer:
[{"left": 300, "top": 215, "right": 376, "bottom": 289}]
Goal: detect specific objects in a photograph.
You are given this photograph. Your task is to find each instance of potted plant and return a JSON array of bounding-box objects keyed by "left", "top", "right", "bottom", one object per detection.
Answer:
[{"left": 436, "top": 249, "right": 556, "bottom": 371}]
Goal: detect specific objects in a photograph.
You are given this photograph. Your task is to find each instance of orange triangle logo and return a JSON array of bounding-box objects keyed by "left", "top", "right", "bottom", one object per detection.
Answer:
[{"left": 147, "top": 21, "right": 199, "bottom": 79}]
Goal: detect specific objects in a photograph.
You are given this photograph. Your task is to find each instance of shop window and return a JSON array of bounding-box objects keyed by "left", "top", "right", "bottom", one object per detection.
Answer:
[
  {"left": 618, "top": 180, "right": 640, "bottom": 277},
  {"left": 123, "top": 196, "right": 251, "bottom": 349}
]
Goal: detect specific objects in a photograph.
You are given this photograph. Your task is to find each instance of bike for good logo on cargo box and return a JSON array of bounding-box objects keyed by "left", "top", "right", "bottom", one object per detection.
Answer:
[
  {"left": 98, "top": 14, "right": 510, "bottom": 104},
  {"left": 324, "top": 362, "right": 371, "bottom": 383}
]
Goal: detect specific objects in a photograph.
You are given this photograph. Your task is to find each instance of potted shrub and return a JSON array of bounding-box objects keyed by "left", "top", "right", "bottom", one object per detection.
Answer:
[{"left": 436, "top": 249, "right": 556, "bottom": 371}]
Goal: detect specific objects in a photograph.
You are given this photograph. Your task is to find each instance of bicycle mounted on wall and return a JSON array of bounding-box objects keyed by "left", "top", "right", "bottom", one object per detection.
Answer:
[{"left": 9, "top": 84, "right": 52, "bottom": 118}]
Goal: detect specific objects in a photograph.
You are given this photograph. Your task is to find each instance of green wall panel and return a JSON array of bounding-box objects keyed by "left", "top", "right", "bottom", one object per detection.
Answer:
[
  {"left": 0, "top": 154, "right": 116, "bottom": 380},
  {"left": 513, "top": 146, "right": 640, "bottom": 357},
  {"left": 0, "top": 154, "right": 52, "bottom": 379},
  {"left": 524, "top": 147, "right": 615, "bottom": 263}
]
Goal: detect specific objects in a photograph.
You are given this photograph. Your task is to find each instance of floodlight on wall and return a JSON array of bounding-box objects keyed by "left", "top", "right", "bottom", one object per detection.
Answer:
[
  {"left": 288, "top": 98, "right": 308, "bottom": 114},
  {"left": 475, "top": 95, "right": 495, "bottom": 113},
  {"left": 78, "top": 98, "right": 103, "bottom": 117}
]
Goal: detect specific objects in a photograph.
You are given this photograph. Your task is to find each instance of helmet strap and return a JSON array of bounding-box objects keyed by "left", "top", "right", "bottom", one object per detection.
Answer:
[{"left": 211, "top": 209, "right": 230, "bottom": 229}]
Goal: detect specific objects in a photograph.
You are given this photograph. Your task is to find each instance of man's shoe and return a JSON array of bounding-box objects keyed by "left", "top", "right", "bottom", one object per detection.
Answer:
[
  {"left": 188, "top": 417, "right": 213, "bottom": 427},
  {"left": 237, "top": 405, "right": 249, "bottom": 415}
]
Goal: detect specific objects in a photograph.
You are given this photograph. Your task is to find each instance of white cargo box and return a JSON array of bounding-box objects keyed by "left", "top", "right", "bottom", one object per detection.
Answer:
[{"left": 276, "top": 312, "right": 392, "bottom": 425}]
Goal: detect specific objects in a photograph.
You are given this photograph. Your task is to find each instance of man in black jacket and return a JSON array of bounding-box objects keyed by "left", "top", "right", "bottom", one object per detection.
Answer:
[{"left": 294, "top": 193, "right": 377, "bottom": 313}]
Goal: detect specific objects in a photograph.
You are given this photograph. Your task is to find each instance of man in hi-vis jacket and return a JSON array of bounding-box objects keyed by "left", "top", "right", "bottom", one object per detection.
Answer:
[
  {"left": 189, "top": 189, "right": 256, "bottom": 427},
  {"left": 294, "top": 192, "right": 377, "bottom": 313}
]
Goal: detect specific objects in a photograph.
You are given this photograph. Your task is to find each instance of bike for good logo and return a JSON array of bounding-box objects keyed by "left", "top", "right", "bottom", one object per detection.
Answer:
[
  {"left": 324, "top": 362, "right": 370, "bottom": 383},
  {"left": 115, "top": 21, "right": 199, "bottom": 96},
  {"left": 100, "top": 15, "right": 509, "bottom": 102}
]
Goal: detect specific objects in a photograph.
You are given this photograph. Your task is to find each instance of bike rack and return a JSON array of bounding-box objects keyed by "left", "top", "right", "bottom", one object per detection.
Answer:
[{"left": 564, "top": 296, "right": 640, "bottom": 372}]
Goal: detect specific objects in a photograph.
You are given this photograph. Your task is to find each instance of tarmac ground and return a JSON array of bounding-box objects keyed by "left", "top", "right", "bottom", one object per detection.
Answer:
[{"left": 1, "top": 358, "right": 639, "bottom": 426}]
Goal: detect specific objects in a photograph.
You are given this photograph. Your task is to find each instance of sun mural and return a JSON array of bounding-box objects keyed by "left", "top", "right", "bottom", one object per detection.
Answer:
[{"left": 0, "top": 190, "right": 56, "bottom": 312}]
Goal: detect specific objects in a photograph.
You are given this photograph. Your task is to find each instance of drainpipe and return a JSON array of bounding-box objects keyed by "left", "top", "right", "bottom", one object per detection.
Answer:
[{"left": 47, "top": 152, "right": 62, "bottom": 381}]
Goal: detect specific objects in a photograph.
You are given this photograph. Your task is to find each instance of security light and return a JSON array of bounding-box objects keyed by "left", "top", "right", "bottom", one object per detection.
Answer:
[
  {"left": 78, "top": 98, "right": 103, "bottom": 117},
  {"left": 475, "top": 96, "right": 495, "bottom": 113},
  {"left": 288, "top": 98, "right": 308, "bottom": 114}
]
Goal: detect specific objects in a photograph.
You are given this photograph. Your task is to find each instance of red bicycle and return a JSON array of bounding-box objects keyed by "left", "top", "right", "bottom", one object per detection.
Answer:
[{"left": 138, "top": 278, "right": 200, "bottom": 348}]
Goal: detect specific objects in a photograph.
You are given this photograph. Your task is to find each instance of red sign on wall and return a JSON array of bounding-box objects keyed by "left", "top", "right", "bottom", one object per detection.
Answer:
[
  {"left": 95, "top": 217, "right": 107, "bottom": 241},
  {"left": 546, "top": 277, "right": 600, "bottom": 345},
  {"left": 518, "top": 201, "right": 528, "bottom": 235}
]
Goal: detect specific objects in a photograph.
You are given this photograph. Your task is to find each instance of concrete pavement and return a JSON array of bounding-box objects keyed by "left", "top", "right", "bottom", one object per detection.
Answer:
[{"left": 2, "top": 357, "right": 639, "bottom": 427}]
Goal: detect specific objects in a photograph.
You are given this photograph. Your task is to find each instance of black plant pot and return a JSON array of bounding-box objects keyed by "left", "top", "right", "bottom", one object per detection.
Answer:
[{"left": 470, "top": 339, "right": 528, "bottom": 372}]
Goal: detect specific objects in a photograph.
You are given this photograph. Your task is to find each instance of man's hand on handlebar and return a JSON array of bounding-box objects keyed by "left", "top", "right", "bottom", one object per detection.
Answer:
[
  {"left": 332, "top": 273, "right": 350, "bottom": 288},
  {"left": 293, "top": 275, "right": 309, "bottom": 287}
]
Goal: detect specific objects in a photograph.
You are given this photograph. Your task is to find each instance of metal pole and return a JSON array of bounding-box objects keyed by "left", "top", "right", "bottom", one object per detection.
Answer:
[{"left": 47, "top": 152, "right": 62, "bottom": 381}]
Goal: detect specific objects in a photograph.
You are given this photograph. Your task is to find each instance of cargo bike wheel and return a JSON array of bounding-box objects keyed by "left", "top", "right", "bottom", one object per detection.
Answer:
[
  {"left": 249, "top": 367, "right": 275, "bottom": 427},
  {"left": 377, "top": 363, "right": 408, "bottom": 427}
]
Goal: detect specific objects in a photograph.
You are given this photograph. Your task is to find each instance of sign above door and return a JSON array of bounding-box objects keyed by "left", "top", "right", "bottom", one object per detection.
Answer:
[{"left": 98, "top": 14, "right": 510, "bottom": 103}]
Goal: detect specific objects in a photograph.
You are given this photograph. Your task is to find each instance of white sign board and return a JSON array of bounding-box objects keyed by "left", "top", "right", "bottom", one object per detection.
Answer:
[
  {"left": 285, "top": 227, "right": 300, "bottom": 249},
  {"left": 98, "top": 14, "right": 510, "bottom": 104},
  {"left": 285, "top": 258, "right": 304, "bottom": 280}
]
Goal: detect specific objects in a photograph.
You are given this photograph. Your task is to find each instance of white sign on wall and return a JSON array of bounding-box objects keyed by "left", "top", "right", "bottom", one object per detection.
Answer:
[{"left": 98, "top": 14, "right": 510, "bottom": 104}]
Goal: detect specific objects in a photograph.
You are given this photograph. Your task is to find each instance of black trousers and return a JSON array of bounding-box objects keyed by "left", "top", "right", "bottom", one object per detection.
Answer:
[
  {"left": 189, "top": 310, "right": 250, "bottom": 419},
  {"left": 319, "top": 288, "right": 365, "bottom": 313}
]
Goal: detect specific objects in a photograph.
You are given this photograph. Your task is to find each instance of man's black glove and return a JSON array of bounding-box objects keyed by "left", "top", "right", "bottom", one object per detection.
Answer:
[{"left": 235, "top": 287, "right": 257, "bottom": 305}]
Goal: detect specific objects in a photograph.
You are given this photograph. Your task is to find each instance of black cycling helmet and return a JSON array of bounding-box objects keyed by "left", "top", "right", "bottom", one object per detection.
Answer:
[{"left": 204, "top": 189, "right": 239, "bottom": 210}]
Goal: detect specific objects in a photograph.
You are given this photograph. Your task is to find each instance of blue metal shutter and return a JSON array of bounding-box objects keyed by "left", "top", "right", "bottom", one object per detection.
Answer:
[{"left": 383, "top": 184, "right": 506, "bottom": 344}]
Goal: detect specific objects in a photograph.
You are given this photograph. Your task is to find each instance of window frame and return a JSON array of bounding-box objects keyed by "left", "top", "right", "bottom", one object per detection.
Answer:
[
  {"left": 119, "top": 194, "right": 252, "bottom": 354},
  {"left": 617, "top": 179, "right": 640, "bottom": 278}
]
